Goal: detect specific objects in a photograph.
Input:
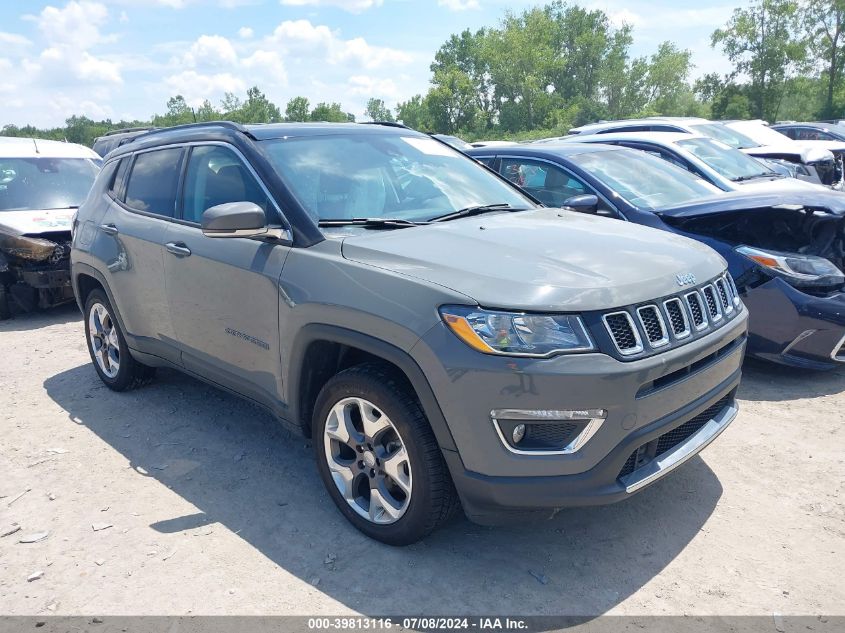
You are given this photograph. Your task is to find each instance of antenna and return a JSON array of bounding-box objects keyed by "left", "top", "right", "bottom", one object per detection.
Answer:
[{"left": 32, "top": 138, "right": 40, "bottom": 154}]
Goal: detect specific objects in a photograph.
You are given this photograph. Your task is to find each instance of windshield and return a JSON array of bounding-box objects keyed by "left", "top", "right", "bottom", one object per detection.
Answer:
[
  {"left": 726, "top": 122, "right": 792, "bottom": 146},
  {"left": 0, "top": 157, "right": 99, "bottom": 211},
  {"left": 676, "top": 138, "right": 776, "bottom": 181},
  {"left": 260, "top": 133, "right": 533, "bottom": 224},
  {"left": 573, "top": 149, "right": 721, "bottom": 210},
  {"left": 689, "top": 123, "right": 760, "bottom": 149}
]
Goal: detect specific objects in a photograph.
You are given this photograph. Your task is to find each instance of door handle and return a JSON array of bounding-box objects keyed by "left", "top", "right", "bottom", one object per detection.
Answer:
[
  {"left": 165, "top": 242, "right": 192, "bottom": 257},
  {"left": 99, "top": 223, "right": 118, "bottom": 236}
]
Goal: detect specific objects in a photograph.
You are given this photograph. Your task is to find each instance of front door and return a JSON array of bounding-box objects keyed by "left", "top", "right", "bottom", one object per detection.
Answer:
[{"left": 162, "top": 144, "right": 291, "bottom": 407}]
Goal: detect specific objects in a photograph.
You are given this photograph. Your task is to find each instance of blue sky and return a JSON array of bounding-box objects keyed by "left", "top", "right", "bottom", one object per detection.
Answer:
[{"left": 0, "top": 0, "right": 735, "bottom": 128}]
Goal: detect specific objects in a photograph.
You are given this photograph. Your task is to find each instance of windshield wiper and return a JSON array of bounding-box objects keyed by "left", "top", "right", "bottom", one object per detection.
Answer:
[
  {"left": 317, "top": 217, "right": 428, "bottom": 229},
  {"left": 732, "top": 173, "right": 779, "bottom": 182},
  {"left": 429, "top": 203, "right": 519, "bottom": 223}
]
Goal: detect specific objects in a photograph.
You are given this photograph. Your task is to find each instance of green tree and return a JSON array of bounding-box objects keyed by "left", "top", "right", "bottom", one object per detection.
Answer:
[
  {"left": 195, "top": 99, "right": 221, "bottom": 122},
  {"left": 285, "top": 96, "right": 310, "bottom": 122},
  {"left": 396, "top": 94, "right": 432, "bottom": 130},
  {"left": 364, "top": 98, "right": 394, "bottom": 122},
  {"left": 643, "top": 42, "right": 694, "bottom": 114},
  {"left": 802, "top": 0, "right": 845, "bottom": 117},
  {"left": 237, "top": 86, "right": 282, "bottom": 123},
  {"left": 310, "top": 102, "right": 349, "bottom": 122},
  {"left": 712, "top": 0, "right": 805, "bottom": 121}
]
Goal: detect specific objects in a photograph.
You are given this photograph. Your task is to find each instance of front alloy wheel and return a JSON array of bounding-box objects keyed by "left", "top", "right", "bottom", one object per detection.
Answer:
[
  {"left": 323, "top": 397, "right": 412, "bottom": 524},
  {"left": 312, "top": 363, "right": 459, "bottom": 545}
]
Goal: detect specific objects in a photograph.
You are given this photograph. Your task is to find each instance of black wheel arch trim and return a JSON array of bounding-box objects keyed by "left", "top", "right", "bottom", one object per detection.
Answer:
[
  {"left": 72, "top": 263, "right": 133, "bottom": 344},
  {"left": 287, "top": 323, "right": 458, "bottom": 453}
]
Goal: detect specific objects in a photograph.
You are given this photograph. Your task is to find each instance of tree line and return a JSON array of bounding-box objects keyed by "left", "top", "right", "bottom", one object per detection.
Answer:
[{"left": 3, "top": 0, "right": 844, "bottom": 146}]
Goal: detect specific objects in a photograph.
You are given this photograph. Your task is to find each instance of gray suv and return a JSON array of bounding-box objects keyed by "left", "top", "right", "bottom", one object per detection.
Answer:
[{"left": 71, "top": 121, "right": 748, "bottom": 545}]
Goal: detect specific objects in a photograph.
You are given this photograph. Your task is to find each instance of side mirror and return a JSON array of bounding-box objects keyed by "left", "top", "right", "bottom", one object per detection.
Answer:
[
  {"left": 201, "top": 201, "right": 268, "bottom": 239},
  {"left": 563, "top": 194, "right": 599, "bottom": 214}
]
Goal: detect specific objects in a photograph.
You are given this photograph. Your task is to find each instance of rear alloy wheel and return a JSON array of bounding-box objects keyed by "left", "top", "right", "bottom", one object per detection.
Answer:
[
  {"left": 83, "top": 289, "right": 155, "bottom": 391},
  {"left": 313, "top": 363, "right": 459, "bottom": 545}
]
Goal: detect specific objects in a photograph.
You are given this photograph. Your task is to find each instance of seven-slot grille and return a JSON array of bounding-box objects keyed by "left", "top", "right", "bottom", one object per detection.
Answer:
[
  {"left": 663, "top": 298, "right": 690, "bottom": 338},
  {"left": 602, "top": 312, "right": 643, "bottom": 355},
  {"left": 602, "top": 273, "right": 741, "bottom": 357},
  {"left": 636, "top": 306, "right": 668, "bottom": 347}
]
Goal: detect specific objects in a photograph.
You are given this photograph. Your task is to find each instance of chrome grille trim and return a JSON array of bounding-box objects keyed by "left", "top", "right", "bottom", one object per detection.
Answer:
[
  {"left": 725, "top": 273, "right": 742, "bottom": 307},
  {"left": 715, "top": 278, "right": 734, "bottom": 315},
  {"left": 663, "top": 297, "right": 691, "bottom": 339},
  {"left": 636, "top": 305, "right": 669, "bottom": 347},
  {"left": 685, "top": 292, "right": 708, "bottom": 331},
  {"left": 602, "top": 311, "right": 644, "bottom": 356},
  {"left": 702, "top": 285, "right": 723, "bottom": 322}
]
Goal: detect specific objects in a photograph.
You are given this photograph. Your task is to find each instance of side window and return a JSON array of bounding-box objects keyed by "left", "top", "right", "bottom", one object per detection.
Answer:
[
  {"left": 500, "top": 158, "right": 607, "bottom": 210},
  {"left": 182, "top": 145, "right": 272, "bottom": 224},
  {"left": 124, "top": 148, "right": 183, "bottom": 217},
  {"left": 779, "top": 127, "right": 798, "bottom": 140},
  {"left": 474, "top": 156, "right": 495, "bottom": 167}
]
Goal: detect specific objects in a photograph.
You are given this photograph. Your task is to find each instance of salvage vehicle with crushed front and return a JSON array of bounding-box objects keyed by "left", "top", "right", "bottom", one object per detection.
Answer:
[
  {"left": 72, "top": 122, "right": 747, "bottom": 545},
  {"left": 0, "top": 137, "right": 101, "bottom": 319},
  {"left": 469, "top": 143, "right": 845, "bottom": 369}
]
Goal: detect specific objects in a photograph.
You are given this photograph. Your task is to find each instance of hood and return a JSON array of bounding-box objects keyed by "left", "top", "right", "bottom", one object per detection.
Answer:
[
  {"left": 341, "top": 208, "right": 726, "bottom": 312},
  {"left": 657, "top": 190, "right": 845, "bottom": 218},
  {"left": 737, "top": 177, "right": 831, "bottom": 193},
  {"left": 0, "top": 209, "right": 75, "bottom": 237},
  {"left": 741, "top": 144, "right": 834, "bottom": 164}
]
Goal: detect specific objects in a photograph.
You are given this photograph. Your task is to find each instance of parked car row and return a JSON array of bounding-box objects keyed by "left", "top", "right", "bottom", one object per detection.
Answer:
[{"left": 0, "top": 117, "right": 840, "bottom": 546}]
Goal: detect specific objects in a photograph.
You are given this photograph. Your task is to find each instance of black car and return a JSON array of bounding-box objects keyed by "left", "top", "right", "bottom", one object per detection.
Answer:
[
  {"left": 468, "top": 143, "right": 845, "bottom": 369},
  {"left": 772, "top": 122, "right": 845, "bottom": 142}
]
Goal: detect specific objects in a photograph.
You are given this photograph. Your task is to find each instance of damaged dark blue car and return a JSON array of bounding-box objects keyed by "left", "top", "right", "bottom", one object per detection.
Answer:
[{"left": 468, "top": 143, "right": 845, "bottom": 369}]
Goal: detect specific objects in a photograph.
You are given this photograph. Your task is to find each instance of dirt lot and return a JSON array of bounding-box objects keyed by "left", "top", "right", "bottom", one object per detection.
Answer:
[{"left": 0, "top": 305, "right": 843, "bottom": 617}]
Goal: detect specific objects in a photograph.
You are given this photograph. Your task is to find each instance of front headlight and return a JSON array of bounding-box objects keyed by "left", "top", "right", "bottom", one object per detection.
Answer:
[
  {"left": 440, "top": 305, "right": 595, "bottom": 357},
  {"left": 736, "top": 245, "right": 845, "bottom": 287}
]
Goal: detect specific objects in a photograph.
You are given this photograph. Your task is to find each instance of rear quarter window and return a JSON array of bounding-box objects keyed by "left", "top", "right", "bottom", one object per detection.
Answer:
[{"left": 124, "top": 148, "right": 183, "bottom": 217}]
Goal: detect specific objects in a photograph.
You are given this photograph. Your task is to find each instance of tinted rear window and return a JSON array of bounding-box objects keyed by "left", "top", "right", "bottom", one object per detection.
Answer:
[{"left": 124, "top": 148, "right": 183, "bottom": 217}]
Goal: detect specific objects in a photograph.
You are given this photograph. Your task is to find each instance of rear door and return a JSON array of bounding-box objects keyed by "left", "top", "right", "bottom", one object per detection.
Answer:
[
  {"left": 96, "top": 147, "right": 182, "bottom": 361},
  {"left": 162, "top": 143, "right": 291, "bottom": 407}
]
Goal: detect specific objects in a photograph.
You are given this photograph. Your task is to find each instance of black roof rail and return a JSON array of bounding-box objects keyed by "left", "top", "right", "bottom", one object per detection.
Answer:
[
  {"left": 130, "top": 120, "right": 256, "bottom": 143},
  {"left": 101, "top": 126, "right": 157, "bottom": 137},
  {"left": 360, "top": 121, "right": 411, "bottom": 130}
]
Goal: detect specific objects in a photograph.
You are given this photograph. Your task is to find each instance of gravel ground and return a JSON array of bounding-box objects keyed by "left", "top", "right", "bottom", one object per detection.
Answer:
[{"left": 0, "top": 305, "right": 843, "bottom": 616}]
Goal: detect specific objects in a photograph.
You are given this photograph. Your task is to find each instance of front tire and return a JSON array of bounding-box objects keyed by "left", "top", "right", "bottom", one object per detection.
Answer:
[
  {"left": 0, "top": 284, "right": 11, "bottom": 320},
  {"left": 83, "top": 289, "right": 155, "bottom": 391},
  {"left": 313, "top": 363, "right": 459, "bottom": 545}
]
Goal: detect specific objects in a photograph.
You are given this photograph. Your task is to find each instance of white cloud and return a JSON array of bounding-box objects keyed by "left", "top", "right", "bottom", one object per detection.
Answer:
[
  {"left": 36, "top": 1, "right": 109, "bottom": 49},
  {"left": 180, "top": 34, "right": 239, "bottom": 67},
  {"left": 238, "top": 26, "right": 254, "bottom": 38},
  {"left": 437, "top": 0, "right": 479, "bottom": 11},
  {"left": 347, "top": 75, "right": 400, "bottom": 99},
  {"left": 242, "top": 50, "right": 288, "bottom": 84},
  {"left": 270, "top": 19, "right": 412, "bottom": 69},
  {"left": 164, "top": 70, "right": 246, "bottom": 105},
  {"left": 119, "top": 10, "right": 129, "bottom": 22},
  {"left": 0, "top": 32, "right": 33, "bottom": 50},
  {"left": 606, "top": 8, "right": 642, "bottom": 29},
  {"left": 279, "top": 0, "right": 383, "bottom": 13}
]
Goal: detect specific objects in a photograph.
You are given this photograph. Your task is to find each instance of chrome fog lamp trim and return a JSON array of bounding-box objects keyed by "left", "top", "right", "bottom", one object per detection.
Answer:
[
  {"left": 831, "top": 333, "right": 845, "bottom": 362},
  {"left": 490, "top": 408, "right": 607, "bottom": 456}
]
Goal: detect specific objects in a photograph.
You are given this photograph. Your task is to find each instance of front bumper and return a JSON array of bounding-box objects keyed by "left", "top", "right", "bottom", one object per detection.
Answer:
[
  {"left": 445, "top": 380, "right": 739, "bottom": 524},
  {"left": 742, "top": 277, "right": 845, "bottom": 369},
  {"left": 412, "top": 308, "right": 747, "bottom": 521}
]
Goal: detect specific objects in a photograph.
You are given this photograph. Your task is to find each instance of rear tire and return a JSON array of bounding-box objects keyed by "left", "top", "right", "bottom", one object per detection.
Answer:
[
  {"left": 313, "top": 363, "right": 459, "bottom": 545},
  {"left": 83, "top": 289, "right": 155, "bottom": 391}
]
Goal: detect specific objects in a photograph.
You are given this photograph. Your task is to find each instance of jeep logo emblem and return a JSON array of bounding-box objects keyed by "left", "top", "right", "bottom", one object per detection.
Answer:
[{"left": 676, "top": 273, "right": 697, "bottom": 286}]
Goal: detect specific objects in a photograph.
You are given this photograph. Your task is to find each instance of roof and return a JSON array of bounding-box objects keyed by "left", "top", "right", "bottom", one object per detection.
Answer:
[
  {"left": 0, "top": 136, "right": 100, "bottom": 159},
  {"left": 467, "top": 142, "right": 622, "bottom": 158},
  {"left": 104, "top": 121, "right": 424, "bottom": 158},
  {"left": 567, "top": 131, "right": 701, "bottom": 145}
]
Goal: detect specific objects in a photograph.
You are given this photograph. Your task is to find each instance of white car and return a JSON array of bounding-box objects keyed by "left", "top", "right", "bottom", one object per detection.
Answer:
[
  {"left": 559, "top": 131, "right": 833, "bottom": 194},
  {"left": 0, "top": 136, "right": 101, "bottom": 318},
  {"left": 724, "top": 119, "right": 845, "bottom": 189},
  {"left": 567, "top": 117, "right": 840, "bottom": 188}
]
